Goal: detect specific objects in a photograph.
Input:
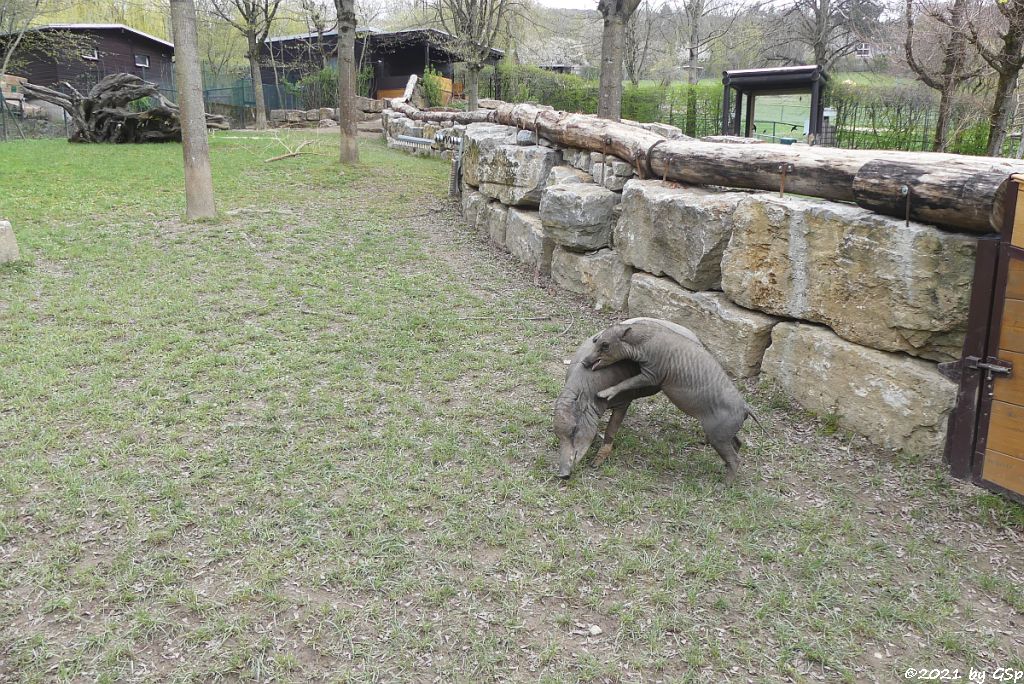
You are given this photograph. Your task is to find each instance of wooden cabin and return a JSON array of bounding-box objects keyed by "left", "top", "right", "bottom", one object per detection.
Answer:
[
  {"left": 260, "top": 28, "right": 503, "bottom": 100},
  {"left": 0, "top": 24, "right": 174, "bottom": 93}
]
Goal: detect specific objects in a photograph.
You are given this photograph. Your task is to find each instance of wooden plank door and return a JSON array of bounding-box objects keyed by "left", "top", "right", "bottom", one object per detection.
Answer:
[
  {"left": 971, "top": 180, "right": 1024, "bottom": 501},
  {"left": 945, "top": 177, "right": 1024, "bottom": 502}
]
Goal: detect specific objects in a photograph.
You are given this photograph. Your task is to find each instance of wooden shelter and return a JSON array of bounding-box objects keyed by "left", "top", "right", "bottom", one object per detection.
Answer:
[
  {"left": 261, "top": 28, "right": 503, "bottom": 100},
  {"left": 0, "top": 24, "right": 175, "bottom": 92},
  {"left": 721, "top": 65, "right": 828, "bottom": 144}
]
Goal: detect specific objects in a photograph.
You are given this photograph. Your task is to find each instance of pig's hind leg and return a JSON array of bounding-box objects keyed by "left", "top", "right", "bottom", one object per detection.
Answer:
[{"left": 701, "top": 410, "right": 745, "bottom": 485}]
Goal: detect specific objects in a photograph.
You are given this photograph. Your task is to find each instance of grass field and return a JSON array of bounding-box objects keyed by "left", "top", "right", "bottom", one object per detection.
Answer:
[{"left": 1, "top": 132, "right": 1023, "bottom": 682}]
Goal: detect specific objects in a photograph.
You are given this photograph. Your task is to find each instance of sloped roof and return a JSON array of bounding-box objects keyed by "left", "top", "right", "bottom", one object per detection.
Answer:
[
  {"left": 266, "top": 27, "right": 383, "bottom": 43},
  {"left": 3, "top": 24, "right": 174, "bottom": 50},
  {"left": 265, "top": 26, "right": 504, "bottom": 59}
]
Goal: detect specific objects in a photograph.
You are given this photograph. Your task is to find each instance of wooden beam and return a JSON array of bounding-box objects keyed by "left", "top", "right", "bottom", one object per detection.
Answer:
[{"left": 389, "top": 98, "right": 1024, "bottom": 233}]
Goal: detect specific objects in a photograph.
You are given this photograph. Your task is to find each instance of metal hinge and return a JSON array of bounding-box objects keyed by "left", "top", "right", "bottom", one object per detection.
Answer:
[{"left": 965, "top": 355, "right": 1013, "bottom": 377}]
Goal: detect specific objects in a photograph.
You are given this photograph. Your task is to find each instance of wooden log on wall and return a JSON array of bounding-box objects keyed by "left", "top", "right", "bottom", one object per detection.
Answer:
[
  {"left": 389, "top": 98, "right": 1024, "bottom": 233},
  {"left": 389, "top": 99, "right": 495, "bottom": 124},
  {"left": 852, "top": 159, "right": 1017, "bottom": 233}
]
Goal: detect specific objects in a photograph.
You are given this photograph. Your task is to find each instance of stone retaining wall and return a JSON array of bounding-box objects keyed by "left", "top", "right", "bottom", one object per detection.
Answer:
[
  {"left": 270, "top": 97, "right": 384, "bottom": 128},
  {"left": 380, "top": 108, "right": 464, "bottom": 159},
  {"left": 454, "top": 121, "right": 972, "bottom": 457}
]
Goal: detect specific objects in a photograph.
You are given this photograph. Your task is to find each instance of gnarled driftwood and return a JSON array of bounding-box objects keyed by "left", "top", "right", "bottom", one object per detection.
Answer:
[{"left": 21, "top": 73, "right": 229, "bottom": 144}]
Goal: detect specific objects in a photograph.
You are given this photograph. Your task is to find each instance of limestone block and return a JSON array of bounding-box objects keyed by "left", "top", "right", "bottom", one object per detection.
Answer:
[
  {"left": 564, "top": 147, "right": 593, "bottom": 173},
  {"left": 482, "top": 201, "right": 509, "bottom": 247},
  {"left": 462, "top": 189, "right": 489, "bottom": 234},
  {"left": 762, "top": 322, "right": 957, "bottom": 455},
  {"left": 539, "top": 183, "right": 620, "bottom": 251},
  {"left": 305, "top": 109, "right": 321, "bottom": 121},
  {"left": 721, "top": 195, "right": 977, "bottom": 361},
  {"left": 0, "top": 220, "right": 20, "bottom": 264},
  {"left": 477, "top": 144, "right": 561, "bottom": 207},
  {"left": 462, "top": 123, "right": 519, "bottom": 188},
  {"left": 516, "top": 129, "right": 538, "bottom": 146},
  {"left": 286, "top": 110, "right": 302, "bottom": 123},
  {"left": 546, "top": 166, "right": 593, "bottom": 187},
  {"left": 551, "top": 247, "right": 633, "bottom": 311},
  {"left": 590, "top": 154, "right": 635, "bottom": 192},
  {"left": 589, "top": 154, "right": 633, "bottom": 178},
  {"left": 269, "top": 109, "right": 287, "bottom": 123},
  {"left": 506, "top": 208, "right": 555, "bottom": 275},
  {"left": 385, "top": 114, "right": 410, "bottom": 137},
  {"left": 319, "top": 107, "right": 335, "bottom": 120},
  {"left": 356, "top": 96, "right": 384, "bottom": 113},
  {"left": 637, "top": 121, "right": 690, "bottom": 139},
  {"left": 614, "top": 180, "right": 746, "bottom": 290},
  {"left": 627, "top": 274, "right": 780, "bottom": 378}
]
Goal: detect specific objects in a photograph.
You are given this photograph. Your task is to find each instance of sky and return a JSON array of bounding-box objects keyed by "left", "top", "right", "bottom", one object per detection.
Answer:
[{"left": 531, "top": 0, "right": 599, "bottom": 11}]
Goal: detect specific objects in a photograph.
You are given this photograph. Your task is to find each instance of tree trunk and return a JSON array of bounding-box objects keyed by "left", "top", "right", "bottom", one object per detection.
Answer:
[
  {"left": 684, "top": 14, "right": 700, "bottom": 136},
  {"left": 598, "top": 13, "right": 627, "bottom": 120},
  {"left": 936, "top": 0, "right": 969, "bottom": 152},
  {"left": 986, "top": 67, "right": 1021, "bottom": 157},
  {"left": 269, "top": 43, "right": 284, "bottom": 112},
  {"left": 910, "top": 0, "right": 969, "bottom": 152},
  {"left": 247, "top": 34, "right": 267, "bottom": 130},
  {"left": 170, "top": 0, "right": 216, "bottom": 219},
  {"left": 814, "top": 0, "right": 829, "bottom": 67},
  {"left": 466, "top": 65, "right": 481, "bottom": 110},
  {"left": 336, "top": 0, "right": 359, "bottom": 163},
  {"left": 933, "top": 83, "right": 954, "bottom": 152}
]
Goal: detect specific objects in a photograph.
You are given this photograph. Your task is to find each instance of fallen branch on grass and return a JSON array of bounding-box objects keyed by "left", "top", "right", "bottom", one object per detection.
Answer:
[
  {"left": 262, "top": 138, "right": 335, "bottom": 163},
  {"left": 457, "top": 315, "right": 552, "bottom": 321}
]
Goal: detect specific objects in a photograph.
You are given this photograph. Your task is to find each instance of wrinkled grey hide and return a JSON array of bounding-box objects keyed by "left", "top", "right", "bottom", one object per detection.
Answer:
[
  {"left": 581, "top": 317, "right": 757, "bottom": 484},
  {"left": 553, "top": 337, "right": 660, "bottom": 478}
]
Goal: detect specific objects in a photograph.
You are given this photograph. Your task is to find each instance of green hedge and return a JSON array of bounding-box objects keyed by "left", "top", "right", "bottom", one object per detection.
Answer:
[
  {"left": 468, "top": 64, "right": 1010, "bottom": 156},
  {"left": 474, "top": 64, "right": 724, "bottom": 137}
]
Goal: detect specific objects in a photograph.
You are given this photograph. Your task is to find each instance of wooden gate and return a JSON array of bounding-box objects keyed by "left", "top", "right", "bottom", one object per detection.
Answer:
[{"left": 946, "top": 176, "right": 1024, "bottom": 502}]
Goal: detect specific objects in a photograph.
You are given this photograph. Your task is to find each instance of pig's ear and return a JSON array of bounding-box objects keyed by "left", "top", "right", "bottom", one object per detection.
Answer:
[{"left": 621, "top": 326, "right": 633, "bottom": 339}]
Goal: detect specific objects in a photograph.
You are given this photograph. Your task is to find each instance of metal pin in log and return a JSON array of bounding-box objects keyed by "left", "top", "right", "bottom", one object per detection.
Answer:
[
  {"left": 778, "top": 163, "right": 794, "bottom": 197},
  {"left": 900, "top": 184, "right": 910, "bottom": 227}
]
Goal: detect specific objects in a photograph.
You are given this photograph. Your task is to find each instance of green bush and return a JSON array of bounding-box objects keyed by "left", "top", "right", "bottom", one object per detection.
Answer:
[
  {"left": 294, "top": 67, "right": 338, "bottom": 110},
  {"left": 621, "top": 84, "right": 666, "bottom": 122},
  {"left": 358, "top": 64, "right": 373, "bottom": 98},
  {"left": 421, "top": 66, "right": 445, "bottom": 108},
  {"left": 485, "top": 63, "right": 599, "bottom": 114},
  {"left": 473, "top": 64, "right": 721, "bottom": 137}
]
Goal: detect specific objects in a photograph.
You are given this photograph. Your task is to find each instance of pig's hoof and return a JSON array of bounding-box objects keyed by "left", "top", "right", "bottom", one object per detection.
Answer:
[
  {"left": 592, "top": 445, "right": 613, "bottom": 468},
  {"left": 724, "top": 469, "right": 738, "bottom": 486},
  {"left": 596, "top": 388, "right": 615, "bottom": 400}
]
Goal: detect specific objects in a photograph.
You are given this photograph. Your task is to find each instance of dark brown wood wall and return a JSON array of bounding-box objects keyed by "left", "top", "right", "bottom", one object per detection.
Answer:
[{"left": 4, "top": 28, "right": 174, "bottom": 92}]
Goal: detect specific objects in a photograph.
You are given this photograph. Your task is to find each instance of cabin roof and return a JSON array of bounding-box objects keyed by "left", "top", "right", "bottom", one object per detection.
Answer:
[
  {"left": 2, "top": 23, "right": 174, "bottom": 50},
  {"left": 265, "top": 26, "right": 504, "bottom": 60}
]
